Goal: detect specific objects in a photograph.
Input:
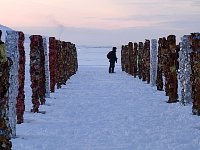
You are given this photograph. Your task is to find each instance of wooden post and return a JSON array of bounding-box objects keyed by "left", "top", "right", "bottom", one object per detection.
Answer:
[
  {"left": 30, "top": 35, "right": 46, "bottom": 112},
  {"left": 16, "top": 31, "right": 25, "bottom": 124},
  {"left": 49, "top": 37, "right": 57, "bottom": 93},
  {"left": 166, "top": 35, "right": 178, "bottom": 103},
  {"left": 62, "top": 41, "right": 68, "bottom": 85},
  {"left": 121, "top": 45, "right": 125, "bottom": 71},
  {"left": 160, "top": 37, "right": 169, "bottom": 96},
  {"left": 189, "top": 33, "right": 200, "bottom": 115},
  {"left": 133, "top": 43, "right": 138, "bottom": 78},
  {"left": 124, "top": 45, "right": 129, "bottom": 73},
  {"left": 144, "top": 39, "right": 150, "bottom": 83},
  {"left": 138, "top": 42, "right": 143, "bottom": 79},
  {"left": 156, "top": 38, "right": 163, "bottom": 91},
  {"left": 0, "top": 29, "right": 12, "bottom": 149},
  {"left": 56, "top": 40, "right": 62, "bottom": 89},
  {"left": 128, "top": 42, "right": 134, "bottom": 75}
]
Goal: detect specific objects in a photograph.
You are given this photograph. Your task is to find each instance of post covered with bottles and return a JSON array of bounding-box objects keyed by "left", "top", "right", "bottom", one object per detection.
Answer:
[
  {"left": 165, "top": 35, "right": 178, "bottom": 103},
  {"left": 189, "top": 33, "right": 200, "bottom": 115},
  {"left": 16, "top": 31, "right": 25, "bottom": 124},
  {"left": 150, "top": 39, "right": 157, "bottom": 86},
  {"left": 30, "top": 35, "right": 46, "bottom": 112},
  {"left": 179, "top": 35, "right": 192, "bottom": 105},
  {"left": 6, "top": 31, "right": 19, "bottom": 137},
  {"left": 0, "top": 29, "right": 12, "bottom": 150},
  {"left": 49, "top": 37, "right": 57, "bottom": 93}
]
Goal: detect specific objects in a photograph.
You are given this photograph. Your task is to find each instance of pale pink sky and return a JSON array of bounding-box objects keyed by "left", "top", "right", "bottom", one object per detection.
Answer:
[{"left": 1, "top": 0, "right": 200, "bottom": 46}]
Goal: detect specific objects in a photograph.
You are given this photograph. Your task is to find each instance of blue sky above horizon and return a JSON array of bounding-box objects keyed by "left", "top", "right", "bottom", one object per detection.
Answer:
[{"left": 1, "top": 0, "right": 200, "bottom": 46}]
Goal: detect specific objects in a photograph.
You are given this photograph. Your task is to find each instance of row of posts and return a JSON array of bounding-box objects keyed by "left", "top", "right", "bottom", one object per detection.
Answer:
[
  {"left": 121, "top": 33, "right": 200, "bottom": 115},
  {"left": 0, "top": 30, "right": 78, "bottom": 150}
]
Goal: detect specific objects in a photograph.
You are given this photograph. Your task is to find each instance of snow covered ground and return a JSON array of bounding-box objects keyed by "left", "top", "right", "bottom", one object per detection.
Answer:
[
  {"left": 0, "top": 24, "right": 199, "bottom": 149},
  {"left": 10, "top": 42, "right": 200, "bottom": 150}
]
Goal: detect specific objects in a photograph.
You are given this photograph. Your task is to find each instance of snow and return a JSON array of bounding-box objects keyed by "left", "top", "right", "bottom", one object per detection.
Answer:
[
  {"left": 0, "top": 24, "right": 13, "bottom": 41},
  {"left": 1, "top": 25, "right": 200, "bottom": 149}
]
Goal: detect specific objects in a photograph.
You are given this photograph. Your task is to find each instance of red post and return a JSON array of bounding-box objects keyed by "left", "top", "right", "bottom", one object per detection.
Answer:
[
  {"left": 16, "top": 31, "right": 25, "bottom": 123},
  {"left": 49, "top": 37, "right": 57, "bottom": 92}
]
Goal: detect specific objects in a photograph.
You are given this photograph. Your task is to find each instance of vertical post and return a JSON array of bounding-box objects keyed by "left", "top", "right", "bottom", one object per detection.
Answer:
[
  {"left": 62, "top": 41, "right": 68, "bottom": 85},
  {"left": 68, "top": 43, "right": 74, "bottom": 77},
  {"left": 69, "top": 42, "right": 75, "bottom": 77},
  {"left": 150, "top": 39, "right": 157, "bottom": 86},
  {"left": 125, "top": 45, "right": 129, "bottom": 73},
  {"left": 121, "top": 45, "right": 125, "bottom": 71},
  {"left": 141, "top": 41, "right": 146, "bottom": 82},
  {"left": 73, "top": 44, "right": 78, "bottom": 73},
  {"left": 16, "top": 31, "right": 25, "bottom": 124},
  {"left": 133, "top": 43, "right": 138, "bottom": 78},
  {"left": 161, "top": 37, "right": 169, "bottom": 96},
  {"left": 138, "top": 42, "right": 143, "bottom": 79},
  {"left": 49, "top": 37, "right": 57, "bottom": 93},
  {"left": 64, "top": 42, "right": 78, "bottom": 83},
  {"left": 189, "top": 33, "right": 200, "bottom": 115},
  {"left": 43, "top": 38, "right": 50, "bottom": 98},
  {"left": 144, "top": 39, "right": 150, "bottom": 83},
  {"left": 156, "top": 38, "right": 163, "bottom": 91},
  {"left": 179, "top": 35, "right": 192, "bottom": 105},
  {"left": 128, "top": 42, "right": 134, "bottom": 76},
  {"left": 72, "top": 43, "right": 78, "bottom": 75},
  {"left": 166, "top": 35, "right": 178, "bottom": 103},
  {"left": 0, "top": 29, "right": 12, "bottom": 149},
  {"left": 30, "top": 35, "right": 45, "bottom": 112},
  {"left": 6, "top": 31, "right": 19, "bottom": 137},
  {"left": 56, "top": 40, "right": 62, "bottom": 89},
  {"left": 66, "top": 42, "right": 70, "bottom": 81},
  {"left": 39, "top": 37, "right": 46, "bottom": 105}
]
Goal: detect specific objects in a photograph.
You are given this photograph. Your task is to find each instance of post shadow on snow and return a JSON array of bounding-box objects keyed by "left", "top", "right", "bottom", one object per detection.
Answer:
[{"left": 29, "top": 110, "right": 46, "bottom": 114}]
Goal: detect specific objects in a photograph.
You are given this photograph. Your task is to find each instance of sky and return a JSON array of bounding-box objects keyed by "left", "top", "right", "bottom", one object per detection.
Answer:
[{"left": 1, "top": 0, "right": 200, "bottom": 46}]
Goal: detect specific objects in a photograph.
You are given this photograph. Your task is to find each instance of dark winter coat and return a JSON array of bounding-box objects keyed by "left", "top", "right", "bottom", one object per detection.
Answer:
[{"left": 107, "top": 51, "right": 117, "bottom": 63}]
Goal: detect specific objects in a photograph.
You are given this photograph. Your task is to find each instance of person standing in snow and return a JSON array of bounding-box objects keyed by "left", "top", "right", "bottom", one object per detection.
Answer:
[{"left": 107, "top": 47, "right": 118, "bottom": 73}]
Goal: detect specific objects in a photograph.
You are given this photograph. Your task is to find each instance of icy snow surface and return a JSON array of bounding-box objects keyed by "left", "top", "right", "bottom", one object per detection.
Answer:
[{"left": 12, "top": 45, "right": 200, "bottom": 150}]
